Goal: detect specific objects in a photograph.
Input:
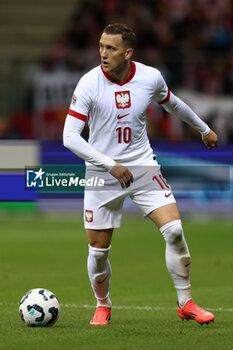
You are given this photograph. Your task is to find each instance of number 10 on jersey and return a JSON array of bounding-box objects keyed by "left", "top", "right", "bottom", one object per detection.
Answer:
[{"left": 116, "top": 127, "right": 132, "bottom": 143}]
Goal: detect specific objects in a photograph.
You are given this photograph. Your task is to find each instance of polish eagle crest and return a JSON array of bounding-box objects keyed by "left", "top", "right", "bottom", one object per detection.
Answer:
[{"left": 115, "top": 91, "right": 131, "bottom": 109}]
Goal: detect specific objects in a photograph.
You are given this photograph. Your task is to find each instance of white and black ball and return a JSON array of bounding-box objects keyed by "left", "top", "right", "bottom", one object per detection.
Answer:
[{"left": 19, "top": 288, "right": 60, "bottom": 327}]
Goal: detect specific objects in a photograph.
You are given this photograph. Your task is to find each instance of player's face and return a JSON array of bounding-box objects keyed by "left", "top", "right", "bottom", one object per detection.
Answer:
[{"left": 99, "top": 33, "right": 133, "bottom": 74}]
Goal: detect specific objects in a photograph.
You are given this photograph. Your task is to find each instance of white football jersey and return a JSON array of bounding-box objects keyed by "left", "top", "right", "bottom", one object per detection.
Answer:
[{"left": 68, "top": 61, "right": 169, "bottom": 165}]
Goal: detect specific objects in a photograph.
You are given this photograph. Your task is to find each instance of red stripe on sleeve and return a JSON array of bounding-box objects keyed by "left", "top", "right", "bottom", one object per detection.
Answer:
[
  {"left": 68, "top": 109, "right": 87, "bottom": 122},
  {"left": 157, "top": 89, "right": 171, "bottom": 105}
]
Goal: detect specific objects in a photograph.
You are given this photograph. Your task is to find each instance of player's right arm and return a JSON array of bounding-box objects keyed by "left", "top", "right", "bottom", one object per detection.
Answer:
[
  {"left": 63, "top": 74, "right": 134, "bottom": 187},
  {"left": 63, "top": 115, "right": 115, "bottom": 171},
  {"left": 109, "top": 163, "right": 134, "bottom": 188},
  {"left": 63, "top": 73, "right": 115, "bottom": 171},
  {"left": 63, "top": 117, "right": 133, "bottom": 188}
]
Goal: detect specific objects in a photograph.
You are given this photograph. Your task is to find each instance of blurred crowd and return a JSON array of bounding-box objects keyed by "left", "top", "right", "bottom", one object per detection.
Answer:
[
  {"left": 56, "top": 0, "right": 233, "bottom": 94},
  {"left": 1, "top": 0, "right": 233, "bottom": 141}
]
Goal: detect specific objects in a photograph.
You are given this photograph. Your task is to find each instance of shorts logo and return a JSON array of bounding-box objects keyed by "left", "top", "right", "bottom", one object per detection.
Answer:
[
  {"left": 165, "top": 192, "right": 172, "bottom": 198},
  {"left": 85, "top": 210, "right": 93, "bottom": 222},
  {"left": 115, "top": 91, "right": 131, "bottom": 109}
]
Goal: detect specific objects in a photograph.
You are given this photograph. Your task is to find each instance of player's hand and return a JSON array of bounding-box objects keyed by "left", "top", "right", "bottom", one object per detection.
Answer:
[
  {"left": 110, "top": 163, "right": 134, "bottom": 189},
  {"left": 201, "top": 129, "right": 218, "bottom": 149}
]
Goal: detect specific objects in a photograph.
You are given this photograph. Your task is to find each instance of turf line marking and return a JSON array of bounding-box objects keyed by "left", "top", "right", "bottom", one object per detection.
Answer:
[
  {"left": 63, "top": 304, "right": 174, "bottom": 311},
  {"left": 1, "top": 302, "right": 233, "bottom": 312},
  {"left": 61, "top": 304, "right": 233, "bottom": 312}
]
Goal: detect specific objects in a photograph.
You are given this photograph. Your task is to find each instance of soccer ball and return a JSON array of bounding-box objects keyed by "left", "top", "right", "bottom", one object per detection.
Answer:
[{"left": 19, "top": 288, "right": 60, "bottom": 327}]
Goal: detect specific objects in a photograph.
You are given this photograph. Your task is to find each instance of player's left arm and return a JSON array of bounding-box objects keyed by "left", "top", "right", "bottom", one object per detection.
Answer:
[
  {"left": 201, "top": 129, "right": 218, "bottom": 149},
  {"left": 162, "top": 92, "right": 219, "bottom": 149},
  {"left": 154, "top": 71, "right": 219, "bottom": 149}
]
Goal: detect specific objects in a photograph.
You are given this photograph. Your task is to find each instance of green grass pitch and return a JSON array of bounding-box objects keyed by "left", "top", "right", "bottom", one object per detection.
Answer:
[{"left": 0, "top": 215, "right": 232, "bottom": 350}]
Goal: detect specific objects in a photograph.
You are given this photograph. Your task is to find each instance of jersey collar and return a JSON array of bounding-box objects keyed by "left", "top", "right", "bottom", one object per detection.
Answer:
[{"left": 101, "top": 61, "right": 136, "bottom": 86}]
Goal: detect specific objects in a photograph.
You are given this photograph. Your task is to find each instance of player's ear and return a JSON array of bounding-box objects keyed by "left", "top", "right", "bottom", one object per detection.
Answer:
[{"left": 125, "top": 48, "right": 133, "bottom": 60}]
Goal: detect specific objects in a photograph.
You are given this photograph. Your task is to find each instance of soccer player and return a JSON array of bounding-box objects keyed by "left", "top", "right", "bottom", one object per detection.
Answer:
[{"left": 63, "top": 23, "right": 218, "bottom": 326}]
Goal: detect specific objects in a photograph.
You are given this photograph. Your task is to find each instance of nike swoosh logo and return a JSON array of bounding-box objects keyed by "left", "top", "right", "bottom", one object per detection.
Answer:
[
  {"left": 117, "top": 113, "right": 129, "bottom": 119},
  {"left": 97, "top": 276, "right": 108, "bottom": 284},
  {"left": 165, "top": 192, "right": 172, "bottom": 198}
]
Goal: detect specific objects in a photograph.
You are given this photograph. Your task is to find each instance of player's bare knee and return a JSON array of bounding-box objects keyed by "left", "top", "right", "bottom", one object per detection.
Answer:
[
  {"left": 89, "top": 242, "right": 111, "bottom": 249},
  {"left": 88, "top": 240, "right": 103, "bottom": 248},
  {"left": 86, "top": 229, "right": 112, "bottom": 249}
]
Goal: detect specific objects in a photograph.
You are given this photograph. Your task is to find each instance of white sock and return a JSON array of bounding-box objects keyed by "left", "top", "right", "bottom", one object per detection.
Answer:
[
  {"left": 87, "top": 245, "right": 112, "bottom": 306},
  {"left": 97, "top": 297, "right": 112, "bottom": 308},
  {"left": 176, "top": 288, "right": 192, "bottom": 308},
  {"left": 160, "top": 220, "right": 192, "bottom": 307}
]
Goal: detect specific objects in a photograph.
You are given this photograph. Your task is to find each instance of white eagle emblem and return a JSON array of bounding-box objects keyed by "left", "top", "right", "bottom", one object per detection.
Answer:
[
  {"left": 116, "top": 93, "right": 129, "bottom": 107},
  {"left": 85, "top": 210, "right": 93, "bottom": 222},
  {"left": 115, "top": 91, "right": 131, "bottom": 109}
]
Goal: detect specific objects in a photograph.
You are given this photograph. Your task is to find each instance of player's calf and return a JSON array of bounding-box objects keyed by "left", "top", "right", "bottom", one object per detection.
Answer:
[
  {"left": 87, "top": 244, "right": 112, "bottom": 300},
  {"left": 160, "top": 220, "right": 192, "bottom": 307}
]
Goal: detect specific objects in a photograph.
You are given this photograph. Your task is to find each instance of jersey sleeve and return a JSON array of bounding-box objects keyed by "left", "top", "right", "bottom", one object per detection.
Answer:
[
  {"left": 63, "top": 115, "right": 116, "bottom": 171},
  {"left": 153, "top": 70, "right": 210, "bottom": 135},
  {"left": 162, "top": 91, "right": 210, "bottom": 136},
  {"left": 67, "top": 75, "right": 92, "bottom": 122},
  {"left": 153, "top": 71, "right": 170, "bottom": 104},
  {"left": 64, "top": 73, "right": 116, "bottom": 170}
]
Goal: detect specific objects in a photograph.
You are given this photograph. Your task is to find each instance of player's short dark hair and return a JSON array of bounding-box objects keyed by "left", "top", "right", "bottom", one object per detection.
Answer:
[{"left": 103, "top": 23, "right": 136, "bottom": 49}]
